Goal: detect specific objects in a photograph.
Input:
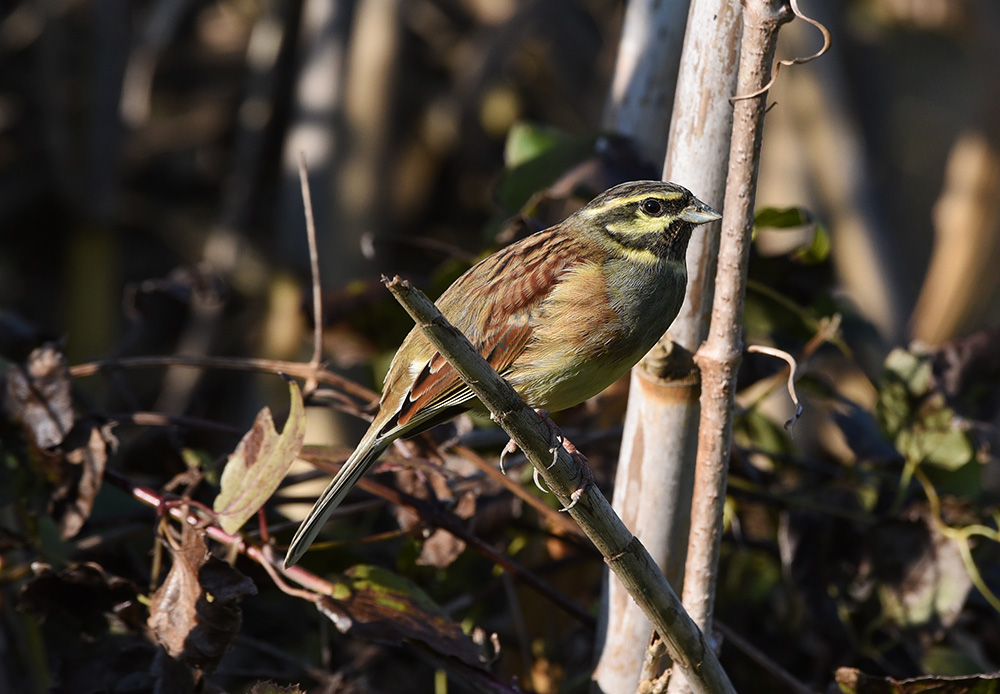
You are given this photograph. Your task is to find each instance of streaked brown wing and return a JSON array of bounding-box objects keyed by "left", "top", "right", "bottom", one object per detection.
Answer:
[{"left": 388, "top": 230, "right": 585, "bottom": 430}]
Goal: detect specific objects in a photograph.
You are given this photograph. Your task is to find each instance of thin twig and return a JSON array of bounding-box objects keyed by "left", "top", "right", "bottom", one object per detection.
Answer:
[
  {"left": 105, "top": 411, "right": 245, "bottom": 436},
  {"left": 256, "top": 543, "right": 321, "bottom": 602},
  {"left": 297, "top": 151, "right": 324, "bottom": 389},
  {"left": 735, "top": 314, "right": 842, "bottom": 428},
  {"left": 104, "top": 468, "right": 338, "bottom": 597},
  {"left": 714, "top": 621, "right": 816, "bottom": 694},
  {"left": 69, "top": 354, "right": 378, "bottom": 403}
]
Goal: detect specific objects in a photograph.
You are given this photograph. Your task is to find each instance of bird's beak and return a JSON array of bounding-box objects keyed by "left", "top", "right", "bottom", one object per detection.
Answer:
[{"left": 680, "top": 199, "right": 722, "bottom": 225}]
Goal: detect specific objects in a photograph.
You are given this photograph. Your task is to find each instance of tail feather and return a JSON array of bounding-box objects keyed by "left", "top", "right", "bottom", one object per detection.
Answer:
[{"left": 284, "top": 432, "right": 390, "bottom": 567}]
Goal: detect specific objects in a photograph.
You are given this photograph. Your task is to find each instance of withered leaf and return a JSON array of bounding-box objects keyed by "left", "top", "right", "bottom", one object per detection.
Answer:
[
  {"left": 316, "top": 564, "right": 487, "bottom": 668},
  {"left": 4, "top": 344, "right": 74, "bottom": 449},
  {"left": 835, "top": 666, "right": 1000, "bottom": 694},
  {"left": 214, "top": 380, "right": 307, "bottom": 534},
  {"left": 49, "top": 420, "right": 113, "bottom": 539},
  {"left": 417, "top": 492, "right": 476, "bottom": 569},
  {"left": 3, "top": 345, "right": 112, "bottom": 539},
  {"left": 393, "top": 463, "right": 474, "bottom": 569},
  {"left": 20, "top": 562, "right": 143, "bottom": 636},
  {"left": 417, "top": 528, "right": 467, "bottom": 569},
  {"left": 148, "top": 523, "right": 257, "bottom": 678},
  {"left": 19, "top": 564, "right": 155, "bottom": 693}
]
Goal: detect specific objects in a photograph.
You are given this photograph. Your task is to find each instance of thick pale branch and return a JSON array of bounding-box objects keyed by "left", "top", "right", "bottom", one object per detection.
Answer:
[
  {"left": 383, "top": 276, "right": 736, "bottom": 694},
  {"left": 599, "top": 1, "right": 745, "bottom": 689}
]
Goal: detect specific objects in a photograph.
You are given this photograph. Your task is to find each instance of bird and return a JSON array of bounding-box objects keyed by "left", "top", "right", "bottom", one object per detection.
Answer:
[{"left": 284, "top": 180, "right": 720, "bottom": 567}]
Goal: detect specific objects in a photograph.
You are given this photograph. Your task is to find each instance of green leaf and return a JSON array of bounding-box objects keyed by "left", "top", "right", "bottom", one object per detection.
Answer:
[
  {"left": 753, "top": 206, "right": 813, "bottom": 228},
  {"left": 883, "top": 348, "right": 932, "bottom": 397},
  {"left": 718, "top": 545, "right": 781, "bottom": 609},
  {"left": 503, "top": 121, "right": 571, "bottom": 169},
  {"left": 922, "top": 644, "right": 993, "bottom": 677},
  {"left": 496, "top": 124, "right": 595, "bottom": 212},
  {"left": 919, "top": 428, "right": 974, "bottom": 471},
  {"left": 213, "top": 381, "right": 307, "bottom": 535},
  {"left": 792, "top": 222, "right": 831, "bottom": 264},
  {"left": 924, "top": 458, "right": 982, "bottom": 499},
  {"left": 875, "top": 346, "right": 979, "bottom": 497},
  {"left": 753, "top": 206, "right": 830, "bottom": 263},
  {"left": 877, "top": 381, "right": 910, "bottom": 439}
]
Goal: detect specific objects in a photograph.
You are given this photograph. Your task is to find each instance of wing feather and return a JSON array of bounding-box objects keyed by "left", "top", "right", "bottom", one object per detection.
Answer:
[{"left": 383, "top": 230, "right": 585, "bottom": 433}]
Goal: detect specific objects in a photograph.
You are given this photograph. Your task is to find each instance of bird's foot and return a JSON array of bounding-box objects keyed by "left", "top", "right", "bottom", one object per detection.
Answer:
[
  {"left": 533, "top": 440, "right": 592, "bottom": 512},
  {"left": 497, "top": 409, "right": 559, "bottom": 472},
  {"left": 497, "top": 409, "right": 593, "bottom": 511},
  {"left": 531, "top": 409, "right": 593, "bottom": 512}
]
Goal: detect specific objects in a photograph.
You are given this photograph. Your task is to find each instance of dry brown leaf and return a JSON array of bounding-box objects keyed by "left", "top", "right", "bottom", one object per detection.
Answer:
[
  {"left": 316, "top": 564, "right": 488, "bottom": 669},
  {"left": 49, "top": 421, "right": 112, "bottom": 539},
  {"left": 247, "top": 683, "right": 306, "bottom": 694},
  {"left": 417, "top": 492, "right": 475, "bottom": 569},
  {"left": 148, "top": 523, "right": 257, "bottom": 682},
  {"left": 4, "top": 344, "right": 113, "bottom": 538},
  {"left": 836, "top": 666, "right": 1000, "bottom": 694},
  {"left": 4, "top": 344, "right": 74, "bottom": 448}
]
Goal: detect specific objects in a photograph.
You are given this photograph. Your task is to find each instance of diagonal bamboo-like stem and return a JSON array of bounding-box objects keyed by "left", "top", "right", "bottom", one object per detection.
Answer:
[{"left": 383, "top": 276, "right": 736, "bottom": 694}]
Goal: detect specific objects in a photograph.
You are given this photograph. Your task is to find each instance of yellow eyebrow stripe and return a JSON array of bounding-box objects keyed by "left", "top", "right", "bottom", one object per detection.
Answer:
[{"left": 578, "top": 191, "right": 684, "bottom": 218}]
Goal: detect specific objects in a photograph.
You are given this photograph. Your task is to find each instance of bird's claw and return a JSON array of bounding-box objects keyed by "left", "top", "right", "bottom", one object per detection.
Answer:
[
  {"left": 558, "top": 449, "right": 593, "bottom": 513},
  {"left": 498, "top": 409, "right": 559, "bottom": 473},
  {"left": 533, "top": 409, "right": 564, "bottom": 469},
  {"left": 499, "top": 438, "right": 519, "bottom": 474},
  {"left": 501, "top": 408, "right": 593, "bottom": 510},
  {"left": 533, "top": 408, "right": 593, "bottom": 511},
  {"left": 532, "top": 466, "right": 549, "bottom": 494}
]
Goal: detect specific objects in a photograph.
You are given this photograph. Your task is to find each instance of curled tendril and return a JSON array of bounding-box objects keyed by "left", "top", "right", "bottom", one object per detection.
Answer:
[
  {"left": 746, "top": 344, "right": 804, "bottom": 434},
  {"left": 731, "top": 0, "right": 832, "bottom": 103}
]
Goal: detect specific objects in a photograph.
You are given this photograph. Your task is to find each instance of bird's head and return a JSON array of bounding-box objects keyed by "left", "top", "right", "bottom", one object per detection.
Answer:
[{"left": 575, "top": 180, "right": 721, "bottom": 263}]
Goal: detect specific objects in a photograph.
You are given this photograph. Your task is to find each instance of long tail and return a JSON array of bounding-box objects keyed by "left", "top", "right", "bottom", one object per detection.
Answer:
[{"left": 284, "top": 430, "right": 391, "bottom": 567}]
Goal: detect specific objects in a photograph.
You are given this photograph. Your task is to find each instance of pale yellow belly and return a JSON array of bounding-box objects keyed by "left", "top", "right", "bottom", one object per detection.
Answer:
[
  {"left": 507, "top": 349, "right": 643, "bottom": 412},
  {"left": 504, "top": 260, "right": 684, "bottom": 411}
]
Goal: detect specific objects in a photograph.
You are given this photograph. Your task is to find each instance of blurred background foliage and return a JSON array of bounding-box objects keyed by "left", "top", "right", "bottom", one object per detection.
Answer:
[{"left": 1, "top": 0, "right": 1000, "bottom": 692}]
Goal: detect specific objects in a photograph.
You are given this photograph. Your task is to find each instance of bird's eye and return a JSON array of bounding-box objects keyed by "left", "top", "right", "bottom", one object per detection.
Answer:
[{"left": 640, "top": 198, "right": 665, "bottom": 217}]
